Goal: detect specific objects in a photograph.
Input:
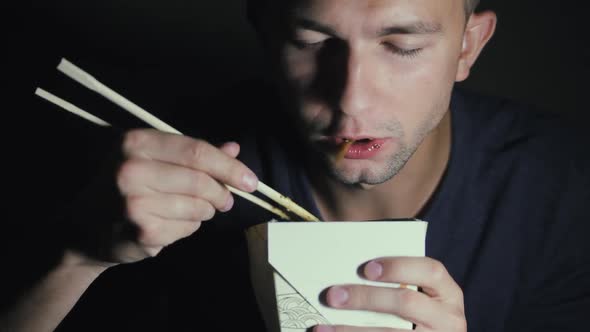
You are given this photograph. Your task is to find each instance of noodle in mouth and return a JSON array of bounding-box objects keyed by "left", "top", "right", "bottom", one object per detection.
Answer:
[{"left": 335, "top": 139, "right": 355, "bottom": 162}]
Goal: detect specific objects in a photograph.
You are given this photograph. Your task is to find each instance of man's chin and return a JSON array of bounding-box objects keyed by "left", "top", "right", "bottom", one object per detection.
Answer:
[
  {"left": 307, "top": 136, "right": 414, "bottom": 188},
  {"left": 329, "top": 166, "right": 395, "bottom": 187},
  {"left": 308, "top": 146, "right": 401, "bottom": 185}
]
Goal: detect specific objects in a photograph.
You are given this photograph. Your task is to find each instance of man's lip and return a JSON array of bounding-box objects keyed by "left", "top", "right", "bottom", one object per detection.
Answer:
[
  {"left": 322, "top": 136, "right": 381, "bottom": 145},
  {"left": 343, "top": 138, "right": 390, "bottom": 159}
]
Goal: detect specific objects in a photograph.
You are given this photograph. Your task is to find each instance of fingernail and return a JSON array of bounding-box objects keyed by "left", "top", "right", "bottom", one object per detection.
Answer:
[
  {"left": 328, "top": 286, "right": 349, "bottom": 306},
  {"left": 242, "top": 172, "right": 258, "bottom": 191},
  {"left": 365, "top": 260, "right": 383, "bottom": 280},
  {"left": 222, "top": 194, "right": 234, "bottom": 212},
  {"left": 315, "top": 326, "right": 335, "bottom": 332}
]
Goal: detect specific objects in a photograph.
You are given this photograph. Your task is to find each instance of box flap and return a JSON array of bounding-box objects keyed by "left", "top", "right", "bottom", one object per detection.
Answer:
[{"left": 268, "top": 221, "right": 427, "bottom": 329}]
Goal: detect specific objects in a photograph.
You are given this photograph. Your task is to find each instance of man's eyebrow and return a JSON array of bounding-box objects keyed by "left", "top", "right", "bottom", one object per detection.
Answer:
[
  {"left": 293, "top": 17, "right": 339, "bottom": 37},
  {"left": 292, "top": 18, "right": 442, "bottom": 37},
  {"left": 378, "top": 22, "right": 443, "bottom": 36}
]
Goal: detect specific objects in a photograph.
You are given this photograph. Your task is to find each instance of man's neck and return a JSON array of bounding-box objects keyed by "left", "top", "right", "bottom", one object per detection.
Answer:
[{"left": 310, "top": 111, "right": 452, "bottom": 221}]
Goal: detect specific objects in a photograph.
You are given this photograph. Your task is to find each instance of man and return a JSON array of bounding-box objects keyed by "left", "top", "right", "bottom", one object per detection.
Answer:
[{"left": 3, "top": 0, "right": 589, "bottom": 331}]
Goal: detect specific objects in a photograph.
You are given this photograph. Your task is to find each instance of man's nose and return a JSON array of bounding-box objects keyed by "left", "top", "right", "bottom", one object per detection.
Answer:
[{"left": 334, "top": 50, "right": 373, "bottom": 116}]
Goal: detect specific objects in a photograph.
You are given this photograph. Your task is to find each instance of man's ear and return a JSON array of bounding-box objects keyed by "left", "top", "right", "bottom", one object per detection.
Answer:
[{"left": 456, "top": 11, "right": 497, "bottom": 82}]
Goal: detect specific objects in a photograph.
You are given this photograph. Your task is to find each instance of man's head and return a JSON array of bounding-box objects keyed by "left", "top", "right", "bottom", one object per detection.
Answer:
[{"left": 249, "top": 0, "right": 495, "bottom": 186}]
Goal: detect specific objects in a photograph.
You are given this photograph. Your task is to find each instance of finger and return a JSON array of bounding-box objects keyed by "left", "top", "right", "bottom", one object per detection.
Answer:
[
  {"left": 118, "top": 159, "right": 234, "bottom": 212},
  {"left": 313, "top": 325, "right": 411, "bottom": 332},
  {"left": 123, "top": 129, "right": 258, "bottom": 192},
  {"left": 362, "top": 257, "right": 463, "bottom": 303},
  {"left": 128, "top": 210, "right": 202, "bottom": 248},
  {"left": 143, "top": 246, "right": 164, "bottom": 257},
  {"left": 219, "top": 141, "right": 240, "bottom": 158},
  {"left": 325, "top": 285, "right": 447, "bottom": 329},
  {"left": 135, "top": 218, "right": 201, "bottom": 248},
  {"left": 110, "top": 241, "right": 155, "bottom": 261},
  {"left": 126, "top": 195, "right": 216, "bottom": 223}
]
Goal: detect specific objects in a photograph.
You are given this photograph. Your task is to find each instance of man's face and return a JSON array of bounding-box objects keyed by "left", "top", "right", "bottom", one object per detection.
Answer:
[{"left": 273, "top": 0, "right": 467, "bottom": 186}]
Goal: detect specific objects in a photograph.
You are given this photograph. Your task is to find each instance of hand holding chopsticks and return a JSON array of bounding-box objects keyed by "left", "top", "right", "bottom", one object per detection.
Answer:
[{"left": 35, "top": 58, "right": 320, "bottom": 222}]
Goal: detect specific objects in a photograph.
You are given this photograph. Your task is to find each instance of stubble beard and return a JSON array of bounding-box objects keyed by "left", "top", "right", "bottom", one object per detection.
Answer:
[
  {"left": 319, "top": 116, "right": 440, "bottom": 187},
  {"left": 328, "top": 141, "right": 413, "bottom": 186},
  {"left": 310, "top": 121, "right": 413, "bottom": 186}
]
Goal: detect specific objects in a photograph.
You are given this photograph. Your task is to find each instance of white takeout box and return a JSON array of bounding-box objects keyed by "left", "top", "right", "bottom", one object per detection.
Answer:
[{"left": 246, "top": 220, "right": 428, "bottom": 332}]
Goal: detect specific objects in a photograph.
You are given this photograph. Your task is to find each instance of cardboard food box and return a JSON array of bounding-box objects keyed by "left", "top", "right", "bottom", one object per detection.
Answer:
[{"left": 246, "top": 220, "right": 428, "bottom": 332}]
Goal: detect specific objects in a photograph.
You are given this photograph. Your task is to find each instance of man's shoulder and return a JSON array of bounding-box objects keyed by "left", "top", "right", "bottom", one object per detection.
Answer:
[{"left": 452, "top": 87, "right": 590, "bottom": 169}]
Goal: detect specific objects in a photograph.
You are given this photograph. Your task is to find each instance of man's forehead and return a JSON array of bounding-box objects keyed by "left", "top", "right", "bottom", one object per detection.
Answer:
[
  {"left": 289, "top": 0, "right": 462, "bottom": 12},
  {"left": 287, "top": 0, "right": 463, "bottom": 33}
]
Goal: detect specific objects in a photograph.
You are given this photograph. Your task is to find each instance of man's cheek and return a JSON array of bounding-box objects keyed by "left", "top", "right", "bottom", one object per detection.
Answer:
[
  {"left": 283, "top": 53, "right": 318, "bottom": 85},
  {"left": 299, "top": 102, "right": 330, "bottom": 130}
]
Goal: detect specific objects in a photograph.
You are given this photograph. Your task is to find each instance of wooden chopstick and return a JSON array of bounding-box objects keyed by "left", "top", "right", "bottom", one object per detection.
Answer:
[
  {"left": 256, "top": 182, "right": 319, "bottom": 222},
  {"left": 35, "top": 88, "right": 110, "bottom": 127},
  {"left": 39, "top": 58, "right": 321, "bottom": 221}
]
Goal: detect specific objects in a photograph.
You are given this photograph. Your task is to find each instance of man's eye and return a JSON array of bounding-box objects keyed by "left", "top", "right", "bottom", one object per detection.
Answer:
[
  {"left": 382, "top": 42, "right": 423, "bottom": 58},
  {"left": 291, "top": 39, "right": 326, "bottom": 50}
]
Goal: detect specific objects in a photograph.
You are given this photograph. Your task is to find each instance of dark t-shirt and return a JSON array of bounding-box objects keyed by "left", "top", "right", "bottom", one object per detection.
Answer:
[{"left": 56, "top": 87, "right": 590, "bottom": 331}]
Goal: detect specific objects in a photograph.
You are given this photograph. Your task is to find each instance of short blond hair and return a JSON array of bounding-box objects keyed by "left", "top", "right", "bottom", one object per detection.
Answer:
[
  {"left": 248, "top": 0, "right": 481, "bottom": 27},
  {"left": 465, "top": 0, "right": 480, "bottom": 17}
]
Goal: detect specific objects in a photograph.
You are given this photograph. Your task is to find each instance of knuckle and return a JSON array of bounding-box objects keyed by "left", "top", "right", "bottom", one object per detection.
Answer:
[
  {"left": 199, "top": 202, "right": 216, "bottom": 221},
  {"left": 188, "top": 140, "right": 208, "bottom": 165},
  {"left": 228, "top": 162, "right": 243, "bottom": 178},
  {"left": 189, "top": 200, "right": 204, "bottom": 221},
  {"left": 189, "top": 199, "right": 214, "bottom": 221},
  {"left": 447, "top": 312, "right": 467, "bottom": 332},
  {"left": 137, "top": 221, "right": 161, "bottom": 246},
  {"left": 210, "top": 190, "right": 229, "bottom": 212},
  {"left": 428, "top": 259, "right": 447, "bottom": 282},
  {"left": 170, "top": 198, "right": 185, "bottom": 218},
  {"left": 186, "top": 200, "right": 214, "bottom": 222},
  {"left": 117, "top": 160, "right": 141, "bottom": 191},
  {"left": 397, "top": 288, "right": 419, "bottom": 312},
  {"left": 220, "top": 190, "right": 233, "bottom": 210},
  {"left": 350, "top": 286, "right": 372, "bottom": 309},
  {"left": 455, "top": 287, "right": 465, "bottom": 302},
  {"left": 188, "top": 171, "right": 207, "bottom": 191},
  {"left": 182, "top": 222, "right": 202, "bottom": 238},
  {"left": 123, "top": 129, "right": 148, "bottom": 154},
  {"left": 125, "top": 196, "right": 145, "bottom": 221},
  {"left": 365, "top": 290, "right": 380, "bottom": 310}
]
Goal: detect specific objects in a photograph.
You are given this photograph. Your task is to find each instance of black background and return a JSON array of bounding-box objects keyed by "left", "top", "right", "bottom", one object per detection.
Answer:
[
  {"left": 16, "top": 1, "right": 590, "bottom": 117},
  {"left": 3, "top": 0, "right": 589, "bottom": 309}
]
